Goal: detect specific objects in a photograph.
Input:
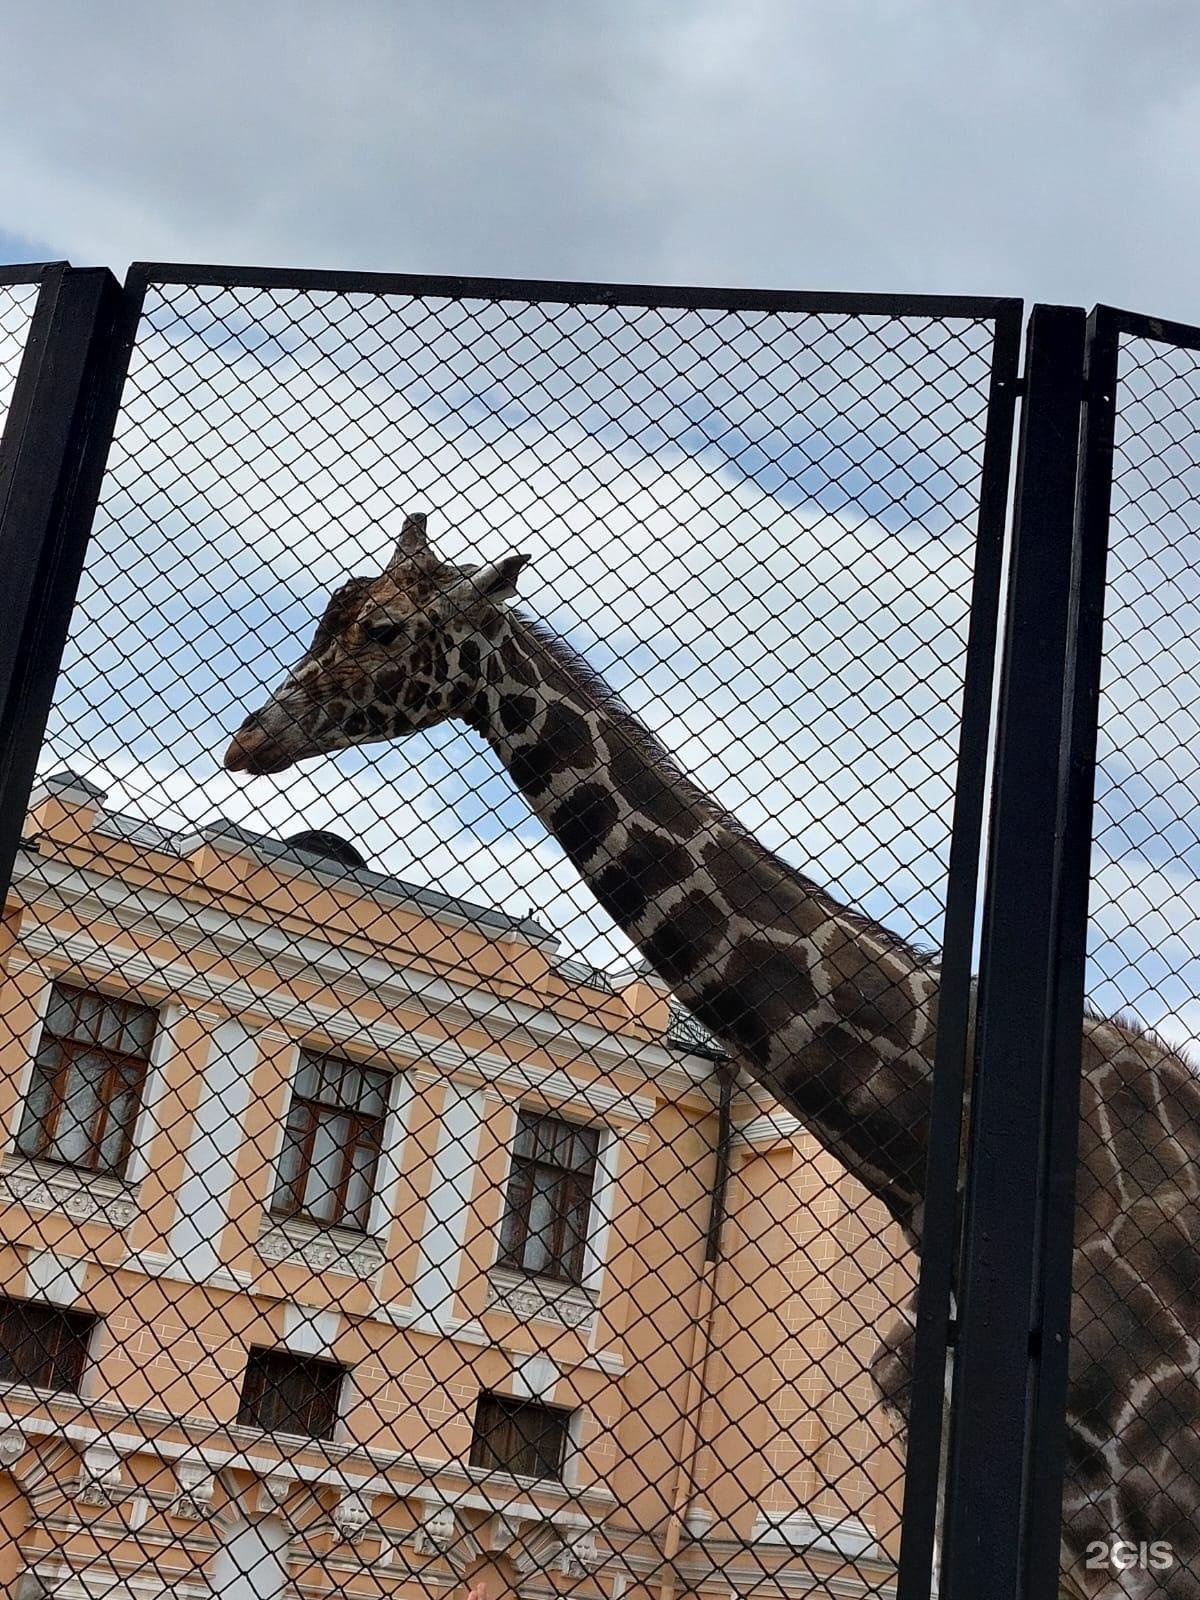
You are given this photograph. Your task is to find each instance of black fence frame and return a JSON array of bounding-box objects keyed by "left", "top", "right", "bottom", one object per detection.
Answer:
[{"left": 0, "top": 260, "right": 1184, "bottom": 1600}]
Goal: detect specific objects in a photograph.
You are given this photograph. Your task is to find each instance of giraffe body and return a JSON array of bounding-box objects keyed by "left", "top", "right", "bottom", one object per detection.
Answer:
[{"left": 225, "top": 515, "right": 1200, "bottom": 1597}]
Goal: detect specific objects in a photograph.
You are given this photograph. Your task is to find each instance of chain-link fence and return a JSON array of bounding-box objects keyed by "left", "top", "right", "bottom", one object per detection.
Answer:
[
  {"left": 0, "top": 267, "right": 1023, "bottom": 1600},
  {"left": 1054, "top": 311, "right": 1200, "bottom": 1599},
  {"left": 0, "top": 267, "right": 45, "bottom": 439}
]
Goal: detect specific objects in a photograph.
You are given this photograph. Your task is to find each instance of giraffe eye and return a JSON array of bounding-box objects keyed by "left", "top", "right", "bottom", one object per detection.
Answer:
[{"left": 361, "top": 619, "right": 402, "bottom": 645}]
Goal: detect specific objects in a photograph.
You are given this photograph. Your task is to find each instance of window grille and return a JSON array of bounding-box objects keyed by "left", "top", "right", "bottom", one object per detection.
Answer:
[
  {"left": 236, "top": 1346, "right": 346, "bottom": 1441},
  {"left": 270, "top": 1049, "right": 389, "bottom": 1231},
  {"left": 470, "top": 1391, "right": 574, "bottom": 1481},
  {"left": 16, "top": 982, "right": 157, "bottom": 1177},
  {"left": 498, "top": 1111, "right": 600, "bottom": 1285},
  {"left": 0, "top": 1298, "right": 95, "bottom": 1394}
]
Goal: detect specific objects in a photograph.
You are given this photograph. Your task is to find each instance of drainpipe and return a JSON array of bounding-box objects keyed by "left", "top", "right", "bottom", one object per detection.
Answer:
[{"left": 656, "top": 1061, "right": 736, "bottom": 1600}]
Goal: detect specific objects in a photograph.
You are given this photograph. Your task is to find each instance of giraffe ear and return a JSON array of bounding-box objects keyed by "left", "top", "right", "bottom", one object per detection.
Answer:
[
  {"left": 387, "top": 512, "right": 429, "bottom": 572},
  {"left": 443, "top": 552, "right": 531, "bottom": 611}
]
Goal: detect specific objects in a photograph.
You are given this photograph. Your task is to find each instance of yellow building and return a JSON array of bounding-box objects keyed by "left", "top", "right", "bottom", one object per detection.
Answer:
[{"left": 0, "top": 770, "right": 911, "bottom": 1600}]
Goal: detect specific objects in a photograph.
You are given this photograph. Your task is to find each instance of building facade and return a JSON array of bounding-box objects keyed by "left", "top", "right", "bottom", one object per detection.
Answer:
[{"left": 0, "top": 771, "right": 912, "bottom": 1599}]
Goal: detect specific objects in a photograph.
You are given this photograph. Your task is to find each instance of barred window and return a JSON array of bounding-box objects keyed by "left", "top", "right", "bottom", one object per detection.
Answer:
[
  {"left": 270, "top": 1050, "right": 389, "bottom": 1232},
  {"left": 16, "top": 983, "right": 157, "bottom": 1177},
  {"left": 236, "top": 1348, "right": 346, "bottom": 1440},
  {"left": 469, "top": 1392, "right": 573, "bottom": 1481},
  {"left": 0, "top": 1297, "right": 96, "bottom": 1394},
  {"left": 498, "top": 1111, "right": 599, "bottom": 1285}
]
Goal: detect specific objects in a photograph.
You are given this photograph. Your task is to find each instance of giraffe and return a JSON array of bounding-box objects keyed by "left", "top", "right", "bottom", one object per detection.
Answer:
[{"left": 225, "top": 513, "right": 1200, "bottom": 1599}]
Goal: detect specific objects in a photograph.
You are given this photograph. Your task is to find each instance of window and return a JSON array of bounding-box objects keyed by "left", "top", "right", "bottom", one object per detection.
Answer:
[
  {"left": 470, "top": 1392, "right": 573, "bottom": 1480},
  {"left": 16, "top": 983, "right": 157, "bottom": 1177},
  {"left": 0, "top": 1297, "right": 95, "bottom": 1393},
  {"left": 498, "top": 1111, "right": 598, "bottom": 1285},
  {"left": 270, "top": 1050, "right": 389, "bottom": 1232},
  {"left": 237, "top": 1347, "right": 346, "bottom": 1440}
]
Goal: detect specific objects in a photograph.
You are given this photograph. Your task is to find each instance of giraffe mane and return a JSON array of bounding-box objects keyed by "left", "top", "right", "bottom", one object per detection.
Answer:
[{"left": 518, "top": 613, "right": 937, "bottom": 971}]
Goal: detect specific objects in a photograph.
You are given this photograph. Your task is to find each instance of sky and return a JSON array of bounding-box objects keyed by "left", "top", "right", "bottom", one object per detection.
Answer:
[
  {"left": 1, "top": 0, "right": 1200, "bottom": 320},
  {"left": 2, "top": 1, "right": 1200, "bottom": 1043}
]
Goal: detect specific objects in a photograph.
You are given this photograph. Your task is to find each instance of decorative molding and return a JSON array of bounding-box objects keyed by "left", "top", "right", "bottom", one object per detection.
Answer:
[
  {"left": 12, "top": 851, "right": 717, "bottom": 1099},
  {"left": 256, "top": 1214, "right": 385, "bottom": 1281},
  {"left": 17, "top": 921, "right": 662, "bottom": 1134},
  {"left": 259, "top": 1473, "right": 296, "bottom": 1516},
  {"left": 559, "top": 1527, "right": 603, "bottom": 1577},
  {"left": 501, "top": 1513, "right": 603, "bottom": 1579},
  {"left": 486, "top": 1267, "right": 598, "bottom": 1333},
  {"left": 683, "top": 1502, "right": 715, "bottom": 1538},
  {"left": 411, "top": 1497, "right": 483, "bottom": 1574},
  {"left": 173, "top": 1458, "right": 216, "bottom": 1521},
  {"left": 125, "top": 1251, "right": 251, "bottom": 1295},
  {"left": 750, "top": 1508, "right": 878, "bottom": 1559},
  {"left": 0, "top": 1403, "right": 621, "bottom": 1518},
  {"left": 0, "top": 1430, "right": 24, "bottom": 1468},
  {"left": 332, "top": 1489, "right": 376, "bottom": 1543},
  {"left": 76, "top": 1442, "right": 122, "bottom": 1507},
  {"left": 736, "top": 1110, "right": 806, "bottom": 1150},
  {"left": 0, "top": 1156, "right": 138, "bottom": 1229}
]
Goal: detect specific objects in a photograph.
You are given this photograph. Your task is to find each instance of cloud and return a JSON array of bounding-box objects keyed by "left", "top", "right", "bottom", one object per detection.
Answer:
[
  {"left": 5, "top": 41, "right": 1200, "bottom": 1026},
  {"left": 3, "top": 2, "right": 1200, "bottom": 321},
  {"left": 38, "top": 281, "right": 991, "bottom": 972}
]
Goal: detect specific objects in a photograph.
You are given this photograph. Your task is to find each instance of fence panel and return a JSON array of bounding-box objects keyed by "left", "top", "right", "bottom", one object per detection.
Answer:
[
  {"left": 1044, "top": 306, "right": 1200, "bottom": 1600},
  {"left": 0, "top": 265, "right": 1019, "bottom": 1600},
  {"left": 0, "top": 267, "right": 49, "bottom": 437}
]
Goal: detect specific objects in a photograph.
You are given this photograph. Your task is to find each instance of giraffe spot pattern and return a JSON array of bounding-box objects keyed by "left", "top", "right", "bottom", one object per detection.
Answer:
[
  {"left": 593, "top": 826, "right": 695, "bottom": 926},
  {"left": 692, "top": 942, "right": 820, "bottom": 1070},
  {"left": 643, "top": 891, "right": 729, "bottom": 987},
  {"left": 551, "top": 783, "right": 621, "bottom": 869},
  {"left": 611, "top": 742, "right": 697, "bottom": 833}
]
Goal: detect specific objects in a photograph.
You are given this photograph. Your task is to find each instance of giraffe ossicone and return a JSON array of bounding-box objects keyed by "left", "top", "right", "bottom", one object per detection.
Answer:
[{"left": 225, "top": 512, "right": 1200, "bottom": 1599}]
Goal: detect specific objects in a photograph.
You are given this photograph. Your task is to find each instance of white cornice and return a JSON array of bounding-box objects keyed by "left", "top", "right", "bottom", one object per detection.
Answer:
[
  {"left": 11, "top": 850, "right": 717, "bottom": 1105},
  {"left": 0, "top": 1403, "right": 619, "bottom": 1517},
  {"left": 735, "top": 1110, "right": 807, "bottom": 1150},
  {"left": 15, "top": 921, "right": 658, "bottom": 1129}
]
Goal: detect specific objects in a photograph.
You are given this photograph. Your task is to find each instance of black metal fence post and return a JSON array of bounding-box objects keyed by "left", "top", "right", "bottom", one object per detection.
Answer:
[
  {"left": 1019, "top": 306, "right": 1119, "bottom": 1591},
  {"left": 895, "top": 302, "right": 1023, "bottom": 1600},
  {"left": 0, "top": 265, "right": 131, "bottom": 903},
  {"left": 940, "top": 304, "right": 1092, "bottom": 1600}
]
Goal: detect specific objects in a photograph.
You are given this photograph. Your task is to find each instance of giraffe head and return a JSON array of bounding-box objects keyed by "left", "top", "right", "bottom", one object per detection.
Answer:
[{"left": 223, "top": 512, "right": 530, "bottom": 775}]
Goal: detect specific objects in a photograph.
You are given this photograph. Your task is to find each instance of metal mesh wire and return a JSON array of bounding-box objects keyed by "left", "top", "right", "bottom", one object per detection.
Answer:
[
  {"left": 0, "top": 276, "right": 1008, "bottom": 1600},
  {"left": 1063, "top": 329, "right": 1200, "bottom": 1594},
  {"left": 0, "top": 280, "right": 40, "bottom": 437}
]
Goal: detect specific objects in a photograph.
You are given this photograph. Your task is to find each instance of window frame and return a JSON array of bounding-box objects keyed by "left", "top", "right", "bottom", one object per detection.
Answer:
[
  {"left": 269, "top": 1048, "right": 389, "bottom": 1235},
  {"left": 469, "top": 1390, "right": 574, "bottom": 1482},
  {"left": 15, "top": 982, "right": 158, "bottom": 1179},
  {"left": 236, "top": 1345, "right": 348, "bottom": 1442},
  {"left": 0, "top": 1295, "right": 97, "bottom": 1395},
  {"left": 497, "top": 1109, "right": 600, "bottom": 1287}
]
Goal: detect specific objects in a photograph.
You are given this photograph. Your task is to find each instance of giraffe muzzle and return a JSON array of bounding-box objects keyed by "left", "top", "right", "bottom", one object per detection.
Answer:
[
  {"left": 223, "top": 704, "right": 309, "bottom": 774},
  {"left": 223, "top": 726, "right": 296, "bottom": 775}
]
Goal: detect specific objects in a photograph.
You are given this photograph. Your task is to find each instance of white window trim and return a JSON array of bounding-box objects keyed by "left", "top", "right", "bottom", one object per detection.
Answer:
[
  {"left": 5, "top": 969, "right": 164, "bottom": 1190},
  {"left": 0, "top": 1294, "right": 103, "bottom": 1404},
  {"left": 234, "top": 1348, "right": 351, "bottom": 1449},
  {"left": 581, "top": 1126, "right": 620, "bottom": 1301},
  {"left": 492, "top": 1103, "right": 620, "bottom": 1303},
  {"left": 369, "top": 1067, "right": 414, "bottom": 1239},
  {"left": 466, "top": 1394, "right": 582, "bottom": 1490},
  {"left": 263, "top": 1042, "right": 410, "bottom": 1243},
  {"left": 2, "top": 969, "right": 52, "bottom": 1157},
  {"left": 124, "top": 999, "right": 182, "bottom": 1186}
]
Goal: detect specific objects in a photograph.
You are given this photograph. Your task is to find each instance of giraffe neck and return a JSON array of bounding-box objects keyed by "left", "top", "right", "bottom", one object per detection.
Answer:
[{"left": 472, "top": 615, "right": 940, "bottom": 1233}]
